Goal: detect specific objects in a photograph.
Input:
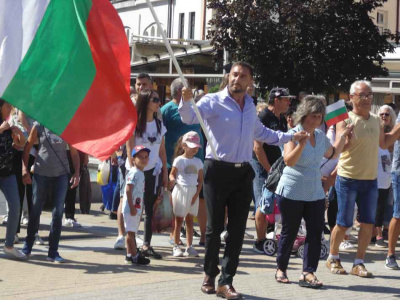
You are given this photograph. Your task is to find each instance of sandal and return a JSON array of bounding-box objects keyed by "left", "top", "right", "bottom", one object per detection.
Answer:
[
  {"left": 275, "top": 269, "right": 290, "bottom": 284},
  {"left": 299, "top": 273, "right": 323, "bottom": 289}
]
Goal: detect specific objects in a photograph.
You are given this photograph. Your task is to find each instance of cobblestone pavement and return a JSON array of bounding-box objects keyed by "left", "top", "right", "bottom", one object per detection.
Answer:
[{"left": 0, "top": 203, "right": 399, "bottom": 300}]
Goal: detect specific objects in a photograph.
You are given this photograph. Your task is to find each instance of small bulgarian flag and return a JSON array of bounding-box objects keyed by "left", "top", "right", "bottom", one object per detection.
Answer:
[
  {"left": 0, "top": 0, "right": 136, "bottom": 160},
  {"left": 325, "top": 100, "right": 349, "bottom": 127}
]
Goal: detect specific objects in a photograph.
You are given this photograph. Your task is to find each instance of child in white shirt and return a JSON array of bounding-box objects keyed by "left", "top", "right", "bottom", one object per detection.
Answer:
[
  {"left": 122, "top": 145, "right": 151, "bottom": 265},
  {"left": 169, "top": 131, "right": 203, "bottom": 257}
]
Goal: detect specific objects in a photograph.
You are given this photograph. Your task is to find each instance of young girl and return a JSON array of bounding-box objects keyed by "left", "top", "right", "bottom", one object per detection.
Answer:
[
  {"left": 123, "top": 145, "right": 151, "bottom": 265},
  {"left": 169, "top": 131, "right": 203, "bottom": 257}
]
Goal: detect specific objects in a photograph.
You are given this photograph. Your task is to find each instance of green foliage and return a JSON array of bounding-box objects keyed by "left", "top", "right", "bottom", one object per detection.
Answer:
[
  {"left": 207, "top": 0, "right": 396, "bottom": 94},
  {"left": 208, "top": 85, "right": 220, "bottom": 93}
]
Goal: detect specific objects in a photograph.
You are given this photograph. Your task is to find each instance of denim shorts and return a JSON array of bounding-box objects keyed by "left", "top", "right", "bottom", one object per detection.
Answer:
[
  {"left": 335, "top": 175, "right": 378, "bottom": 227},
  {"left": 250, "top": 159, "right": 269, "bottom": 208},
  {"left": 391, "top": 173, "right": 400, "bottom": 219}
]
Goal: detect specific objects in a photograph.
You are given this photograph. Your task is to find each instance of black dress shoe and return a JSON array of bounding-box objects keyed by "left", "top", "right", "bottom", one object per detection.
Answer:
[
  {"left": 216, "top": 284, "right": 242, "bottom": 299},
  {"left": 201, "top": 275, "right": 216, "bottom": 294}
]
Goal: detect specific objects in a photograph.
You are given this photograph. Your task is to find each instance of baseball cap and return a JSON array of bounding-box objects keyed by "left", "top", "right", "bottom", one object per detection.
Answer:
[
  {"left": 182, "top": 131, "right": 202, "bottom": 148},
  {"left": 131, "top": 145, "right": 150, "bottom": 157},
  {"left": 269, "top": 88, "right": 295, "bottom": 100}
]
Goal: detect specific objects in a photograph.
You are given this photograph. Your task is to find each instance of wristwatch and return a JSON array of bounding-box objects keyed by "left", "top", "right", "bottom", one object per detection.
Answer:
[{"left": 291, "top": 133, "right": 296, "bottom": 142}]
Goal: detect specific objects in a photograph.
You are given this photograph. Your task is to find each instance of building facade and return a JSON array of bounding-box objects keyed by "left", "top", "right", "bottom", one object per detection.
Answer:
[{"left": 111, "top": 0, "right": 223, "bottom": 101}]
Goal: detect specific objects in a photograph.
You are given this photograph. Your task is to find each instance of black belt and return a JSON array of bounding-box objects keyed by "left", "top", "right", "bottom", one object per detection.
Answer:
[{"left": 205, "top": 159, "right": 250, "bottom": 168}]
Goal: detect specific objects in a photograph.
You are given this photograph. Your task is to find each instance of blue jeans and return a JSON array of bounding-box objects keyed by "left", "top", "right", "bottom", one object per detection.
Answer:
[
  {"left": 391, "top": 173, "right": 400, "bottom": 219},
  {"left": 23, "top": 173, "right": 68, "bottom": 257},
  {"left": 0, "top": 175, "right": 20, "bottom": 247},
  {"left": 335, "top": 175, "right": 378, "bottom": 227}
]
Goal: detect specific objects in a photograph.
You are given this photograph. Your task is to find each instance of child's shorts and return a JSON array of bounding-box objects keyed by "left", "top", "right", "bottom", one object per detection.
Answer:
[
  {"left": 172, "top": 184, "right": 199, "bottom": 218},
  {"left": 123, "top": 209, "right": 142, "bottom": 233}
]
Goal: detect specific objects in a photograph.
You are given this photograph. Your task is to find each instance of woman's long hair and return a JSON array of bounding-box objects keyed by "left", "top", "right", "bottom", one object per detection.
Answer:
[
  {"left": 173, "top": 136, "right": 185, "bottom": 160},
  {"left": 135, "top": 89, "right": 161, "bottom": 138}
]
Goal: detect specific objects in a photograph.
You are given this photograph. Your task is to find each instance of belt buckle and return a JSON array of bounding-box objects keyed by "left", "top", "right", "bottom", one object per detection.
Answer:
[{"left": 234, "top": 163, "right": 241, "bottom": 168}]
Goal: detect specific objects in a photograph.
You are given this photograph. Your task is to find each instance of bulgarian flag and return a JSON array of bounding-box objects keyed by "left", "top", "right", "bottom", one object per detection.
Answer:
[
  {"left": 325, "top": 100, "right": 349, "bottom": 127},
  {"left": 0, "top": 0, "right": 136, "bottom": 160}
]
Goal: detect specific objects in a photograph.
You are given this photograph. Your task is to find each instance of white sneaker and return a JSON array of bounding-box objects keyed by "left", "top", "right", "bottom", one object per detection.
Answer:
[
  {"left": 3, "top": 247, "right": 27, "bottom": 260},
  {"left": 220, "top": 231, "right": 228, "bottom": 242},
  {"left": 339, "top": 240, "right": 355, "bottom": 250},
  {"left": 1, "top": 215, "right": 8, "bottom": 225},
  {"left": 114, "top": 236, "right": 125, "bottom": 250},
  {"left": 21, "top": 216, "right": 29, "bottom": 225},
  {"left": 14, "top": 234, "right": 19, "bottom": 244},
  {"left": 172, "top": 245, "right": 184, "bottom": 257},
  {"left": 183, "top": 245, "right": 199, "bottom": 257},
  {"left": 35, "top": 234, "right": 45, "bottom": 245},
  {"left": 64, "top": 218, "right": 82, "bottom": 228}
]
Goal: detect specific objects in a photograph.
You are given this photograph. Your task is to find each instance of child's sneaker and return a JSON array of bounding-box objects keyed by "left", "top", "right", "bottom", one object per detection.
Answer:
[
  {"left": 114, "top": 236, "right": 125, "bottom": 250},
  {"left": 172, "top": 245, "right": 183, "bottom": 257},
  {"left": 183, "top": 245, "right": 199, "bottom": 257},
  {"left": 134, "top": 254, "right": 150, "bottom": 265}
]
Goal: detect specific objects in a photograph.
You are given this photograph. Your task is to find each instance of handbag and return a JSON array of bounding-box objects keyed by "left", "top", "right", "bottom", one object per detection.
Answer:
[
  {"left": 264, "top": 156, "right": 286, "bottom": 193},
  {"left": 97, "top": 160, "right": 110, "bottom": 186}
]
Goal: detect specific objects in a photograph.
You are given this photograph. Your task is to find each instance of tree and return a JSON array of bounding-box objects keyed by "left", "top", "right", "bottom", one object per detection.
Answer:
[{"left": 207, "top": 0, "right": 396, "bottom": 94}]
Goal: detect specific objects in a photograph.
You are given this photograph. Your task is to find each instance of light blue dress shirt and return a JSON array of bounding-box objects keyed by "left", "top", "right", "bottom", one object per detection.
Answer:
[
  {"left": 276, "top": 125, "right": 332, "bottom": 201},
  {"left": 178, "top": 87, "right": 293, "bottom": 163}
]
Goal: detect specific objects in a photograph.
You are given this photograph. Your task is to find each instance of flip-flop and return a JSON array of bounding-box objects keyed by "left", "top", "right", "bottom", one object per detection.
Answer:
[
  {"left": 299, "top": 273, "right": 323, "bottom": 289},
  {"left": 275, "top": 270, "right": 290, "bottom": 284}
]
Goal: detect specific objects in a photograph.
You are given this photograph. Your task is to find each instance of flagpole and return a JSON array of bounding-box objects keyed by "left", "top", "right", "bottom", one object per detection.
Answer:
[{"left": 145, "top": 0, "right": 219, "bottom": 160}]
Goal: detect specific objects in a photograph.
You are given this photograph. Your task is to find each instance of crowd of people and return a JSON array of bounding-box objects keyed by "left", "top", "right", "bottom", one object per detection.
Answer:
[{"left": 2, "top": 61, "right": 400, "bottom": 299}]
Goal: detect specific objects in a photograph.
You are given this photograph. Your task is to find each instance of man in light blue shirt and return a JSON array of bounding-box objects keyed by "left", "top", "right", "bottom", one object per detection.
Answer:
[{"left": 179, "top": 61, "right": 307, "bottom": 299}]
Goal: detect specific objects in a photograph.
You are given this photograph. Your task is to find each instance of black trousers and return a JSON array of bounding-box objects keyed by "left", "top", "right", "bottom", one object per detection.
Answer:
[
  {"left": 276, "top": 196, "right": 325, "bottom": 273},
  {"left": 203, "top": 160, "right": 254, "bottom": 286},
  {"left": 143, "top": 168, "right": 157, "bottom": 246},
  {"left": 375, "top": 188, "right": 390, "bottom": 227}
]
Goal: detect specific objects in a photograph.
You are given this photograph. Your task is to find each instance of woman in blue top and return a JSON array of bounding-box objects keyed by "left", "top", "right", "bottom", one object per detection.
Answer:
[{"left": 275, "top": 96, "right": 353, "bottom": 288}]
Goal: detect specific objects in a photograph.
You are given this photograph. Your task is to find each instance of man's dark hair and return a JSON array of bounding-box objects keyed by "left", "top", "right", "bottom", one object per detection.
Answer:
[
  {"left": 137, "top": 73, "right": 151, "bottom": 82},
  {"left": 231, "top": 61, "right": 254, "bottom": 78}
]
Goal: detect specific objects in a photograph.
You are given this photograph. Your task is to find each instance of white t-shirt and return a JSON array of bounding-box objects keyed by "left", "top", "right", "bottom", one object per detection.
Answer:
[
  {"left": 172, "top": 156, "right": 203, "bottom": 186},
  {"left": 377, "top": 147, "right": 391, "bottom": 189},
  {"left": 126, "top": 119, "right": 167, "bottom": 172},
  {"left": 122, "top": 167, "right": 145, "bottom": 214}
]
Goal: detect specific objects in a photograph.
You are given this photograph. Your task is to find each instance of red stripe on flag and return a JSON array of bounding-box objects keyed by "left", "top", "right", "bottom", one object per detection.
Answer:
[
  {"left": 61, "top": 0, "right": 136, "bottom": 160},
  {"left": 326, "top": 113, "right": 348, "bottom": 128}
]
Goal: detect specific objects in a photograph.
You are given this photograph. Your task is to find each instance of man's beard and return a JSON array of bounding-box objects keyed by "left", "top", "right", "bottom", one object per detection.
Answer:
[{"left": 230, "top": 85, "right": 244, "bottom": 94}]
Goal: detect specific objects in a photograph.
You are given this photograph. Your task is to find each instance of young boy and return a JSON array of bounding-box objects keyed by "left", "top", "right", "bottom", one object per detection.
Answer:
[{"left": 122, "top": 145, "right": 151, "bottom": 265}]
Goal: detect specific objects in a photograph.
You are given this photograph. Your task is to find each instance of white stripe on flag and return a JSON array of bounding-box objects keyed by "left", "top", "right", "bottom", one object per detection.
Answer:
[
  {"left": 0, "top": 0, "right": 50, "bottom": 95},
  {"left": 326, "top": 100, "right": 346, "bottom": 114}
]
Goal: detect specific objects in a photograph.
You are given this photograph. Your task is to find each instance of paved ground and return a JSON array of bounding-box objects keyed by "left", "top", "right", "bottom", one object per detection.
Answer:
[{"left": 1, "top": 202, "right": 400, "bottom": 300}]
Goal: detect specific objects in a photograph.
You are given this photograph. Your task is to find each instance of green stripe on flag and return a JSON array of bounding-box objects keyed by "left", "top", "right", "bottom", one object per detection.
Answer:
[
  {"left": 325, "top": 106, "right": 347, "bottom": 121},
  {"left": 3, "top": 0, "right": 95, "bottom": 134}
]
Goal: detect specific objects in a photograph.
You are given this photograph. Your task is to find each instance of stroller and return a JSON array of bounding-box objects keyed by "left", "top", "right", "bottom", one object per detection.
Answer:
[{"left": 262, "top": 200, "right": 329, "bottom": 259}]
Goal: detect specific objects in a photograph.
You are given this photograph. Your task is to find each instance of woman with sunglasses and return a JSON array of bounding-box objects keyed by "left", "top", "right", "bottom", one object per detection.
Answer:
[
  {"left": 373, "top": 105, "right": 396, "bottom": 247},
  {"left": 125, "top": 89, "right": 167, "bottom": 259}
]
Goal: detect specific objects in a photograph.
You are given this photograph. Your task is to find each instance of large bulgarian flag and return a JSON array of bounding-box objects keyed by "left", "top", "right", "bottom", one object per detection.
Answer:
[
  {"left": 325, "top": 100, "right": 349, "bottom": 127},
  {"left": 0, "top": 0, "right": 136, "bottom": 160}
]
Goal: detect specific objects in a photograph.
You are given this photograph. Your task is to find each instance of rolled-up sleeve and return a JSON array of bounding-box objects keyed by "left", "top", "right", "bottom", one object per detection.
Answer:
[
  {"left": 254, "top": 118, "right": 292, "bottom": 146},
  {"left": 178, "top": 96, "right": 215, "bottom": 125},
  {"left": 178, "top": 100, "right": 199, "bottom": 125}
]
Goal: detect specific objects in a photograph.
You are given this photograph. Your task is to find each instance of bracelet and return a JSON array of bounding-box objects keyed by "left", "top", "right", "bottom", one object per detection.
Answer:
[{"left": 291, "top": 133, "right": 296, "bottom": 142}]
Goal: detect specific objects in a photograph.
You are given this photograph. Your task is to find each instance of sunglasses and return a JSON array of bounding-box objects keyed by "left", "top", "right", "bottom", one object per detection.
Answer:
[
  {"left": 151, "top": 97, "right": 161, "bottom": 104},
  {"left": 379, "top": 113, "right": 390, "bottom": 117}
]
